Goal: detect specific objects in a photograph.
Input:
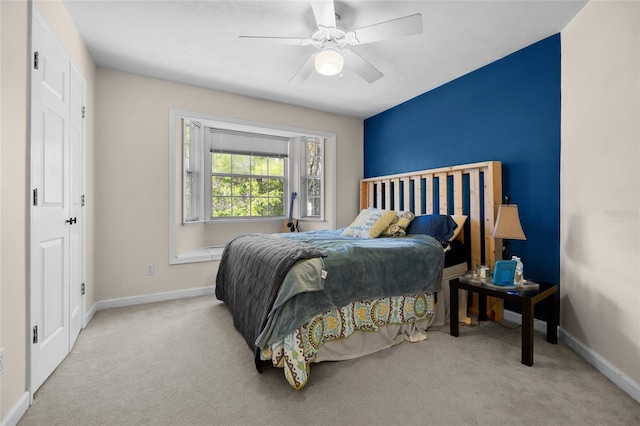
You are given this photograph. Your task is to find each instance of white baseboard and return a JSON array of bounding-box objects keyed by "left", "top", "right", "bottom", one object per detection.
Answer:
[
  {"left": 559, "top": 328, "right": 640, "bottom": 404},
  {"left": 96, "top": 286, "right": 215, "bottom": 311},
  {"left": 502, "top": 309, "right": 550, "bottom": 334},
  {"left": 503, "top": 309, "right": 640, "bottom": 404},
  {"left": 84, "top": 301, "right": 98, "bottom": 328},
  {"left": 1, "top": 391, "right": 29, "bottom": 426}
]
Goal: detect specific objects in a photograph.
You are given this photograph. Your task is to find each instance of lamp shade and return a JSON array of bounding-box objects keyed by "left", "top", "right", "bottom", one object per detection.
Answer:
[
  {"left": 315, "top": 47, "right": 344, "bottom": 76},
  {"left": 492, "top": 204, "right": 526, "bottom": 240}
]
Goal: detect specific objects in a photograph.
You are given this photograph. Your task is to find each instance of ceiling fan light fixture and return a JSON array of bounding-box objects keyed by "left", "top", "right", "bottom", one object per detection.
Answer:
[{"left": 314, "top": 46, "right": 344, "bottom": 76}]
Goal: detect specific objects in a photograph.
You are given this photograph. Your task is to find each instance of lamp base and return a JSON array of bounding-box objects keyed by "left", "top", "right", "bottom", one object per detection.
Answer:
[{"left": 502, "top": 240, "right": 510, "bottom": 260}]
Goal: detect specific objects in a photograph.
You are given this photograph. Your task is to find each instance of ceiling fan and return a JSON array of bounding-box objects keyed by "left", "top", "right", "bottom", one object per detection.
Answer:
[{"left": 239, "top": 0, "right": 423, "bottom": 84}]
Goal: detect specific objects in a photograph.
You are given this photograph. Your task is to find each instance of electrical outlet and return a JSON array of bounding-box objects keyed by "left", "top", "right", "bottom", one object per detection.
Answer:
[
  {"left": 145, "top": 263, "right": 155, "bottom": 275},
  {"left": 0, "top": 347, "right": 4, "bottom": 376}
]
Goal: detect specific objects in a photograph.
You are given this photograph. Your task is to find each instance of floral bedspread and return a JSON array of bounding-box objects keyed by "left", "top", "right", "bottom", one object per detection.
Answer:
[{"left": 261, "top": 292, "right": 435, "bottom": 389}]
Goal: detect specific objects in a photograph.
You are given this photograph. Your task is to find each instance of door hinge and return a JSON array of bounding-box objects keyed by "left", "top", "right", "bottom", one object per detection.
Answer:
[
  {"left": 33, "top": 188, "right": 38, "bottom": 206},
  {"left": 81, "top": 194, "right": 85, "bottom": 207},
  {"left": 33, "top": 326, "right": 38, "bottom": 344},
  {"left": 81, "top": 283, "right": 85, "bottom": 295},
  {"left": 82, "top": 106, "right": 85, "bottom": 119},
  {"left": 34, "top": 52, "right": 39, "bottom": 70}
]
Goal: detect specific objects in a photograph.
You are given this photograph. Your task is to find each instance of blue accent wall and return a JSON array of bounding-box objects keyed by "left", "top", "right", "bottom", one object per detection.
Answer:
[{"left": 364, "top": 34, "right": 560, "bottom": 284}]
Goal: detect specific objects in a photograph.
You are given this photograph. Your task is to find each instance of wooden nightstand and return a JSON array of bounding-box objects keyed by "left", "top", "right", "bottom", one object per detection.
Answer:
[{"left": 449, "top": 273, "right": 558, "bottom": 366}]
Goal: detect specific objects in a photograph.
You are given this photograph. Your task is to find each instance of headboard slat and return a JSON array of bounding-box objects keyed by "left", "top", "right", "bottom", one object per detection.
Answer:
[
  {"left": 423, "top": 174, "right": 433, "bottom": 214},
  {"left": 412, "top": 177, "right": 423, "bottom": 215},
  {"left": 453, "top": 171, "right": 463, "bottom": 215},
  {"left": 392, "top": 178, "right": 400, "bottom": 210},
  {"left": 469, "top": 168, "right": 482, "bottom": 270}
]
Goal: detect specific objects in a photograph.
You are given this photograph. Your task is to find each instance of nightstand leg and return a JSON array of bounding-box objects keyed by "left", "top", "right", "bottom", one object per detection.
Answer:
[
  {"left": 478, "top": 294, "right": 488, "bottom": 322},
  {"left": 450, "top": 279, "right": 459, "bottom": 337},
  {"left": 547, "top": 291, "right": 558, "bottom": 344},
  {"left": 522, "top": 302, "right": 534, "bottom": 366}
]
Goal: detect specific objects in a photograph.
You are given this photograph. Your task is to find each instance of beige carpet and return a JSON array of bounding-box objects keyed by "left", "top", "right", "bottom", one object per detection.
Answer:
[{"left": 18, "top": 295, "right": 640, "bottom": 426}]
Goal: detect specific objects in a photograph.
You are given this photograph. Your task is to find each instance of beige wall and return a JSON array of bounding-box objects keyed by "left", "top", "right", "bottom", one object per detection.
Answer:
[
  {"left": 1, "top": 0, "right": 96, "bottom": 422},
  {"left": 95, "top": 68, "right": 362, "bottom": 301},
  {"left": 561, "top": 0, "right": 640, "bottom": 386}
]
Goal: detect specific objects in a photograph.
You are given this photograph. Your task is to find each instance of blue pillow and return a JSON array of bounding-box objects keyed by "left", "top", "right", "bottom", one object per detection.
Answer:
[{"left": 406, "top": 214, "right": 458, "bottom": 240}]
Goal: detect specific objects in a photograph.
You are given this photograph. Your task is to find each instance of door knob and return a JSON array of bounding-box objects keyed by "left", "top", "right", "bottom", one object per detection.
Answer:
[{"left": 65, "top": 217, "right": 77, "bottom": 225}]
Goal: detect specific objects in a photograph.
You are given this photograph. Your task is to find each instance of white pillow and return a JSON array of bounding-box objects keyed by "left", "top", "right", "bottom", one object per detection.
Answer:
[
  {"left": 450, "top": 215, "right": 468, "bottom": 241},
  {"left": 341, "top": 208, "right": 397, "bottom": 238}
]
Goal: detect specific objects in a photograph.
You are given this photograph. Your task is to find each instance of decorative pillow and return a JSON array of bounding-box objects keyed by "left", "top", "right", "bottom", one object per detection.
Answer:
[
  {"left": 381, "top": 211, "right": 416, "bottom": 237},
  {"left": 341, "top": 208, "right": 397, "bottom": 238},
  {"left": 449, "top": 215, "right": 468, "bottom": 241},
  {"left": 406, "top": 214, "right": 458, "bottom": 241}
]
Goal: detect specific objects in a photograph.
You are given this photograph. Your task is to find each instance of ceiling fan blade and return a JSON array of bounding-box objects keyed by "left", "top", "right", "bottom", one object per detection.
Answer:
[
  {"left": 289, "top": 53, "right": 316, "bottom": 84},
  {"left": 346, "top": 51, "right": 383, "bottom": 83},
  {"left": 347, "top": 13, "right": 423, "bottom": 45},
  {"left": 239, "top": 36, "right": 311, "bottom": 46},
  {"left": 310, "top": 0, "right": 336, "bottom": 28}
]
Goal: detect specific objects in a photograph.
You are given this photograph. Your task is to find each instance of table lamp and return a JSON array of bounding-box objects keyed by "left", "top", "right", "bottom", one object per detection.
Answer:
[{"left": 492, "top": 196, "right": 526, "bottom": 260}]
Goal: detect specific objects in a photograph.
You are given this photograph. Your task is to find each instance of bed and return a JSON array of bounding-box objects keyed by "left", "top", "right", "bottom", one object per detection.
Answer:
[{"left": 215, "top": 161, "right": 502, "bottom": 389}]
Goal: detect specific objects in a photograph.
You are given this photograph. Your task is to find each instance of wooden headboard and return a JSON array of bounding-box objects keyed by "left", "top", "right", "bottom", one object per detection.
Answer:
[{"left": 359, "top": 161, "right": 503, "bottom": 274}]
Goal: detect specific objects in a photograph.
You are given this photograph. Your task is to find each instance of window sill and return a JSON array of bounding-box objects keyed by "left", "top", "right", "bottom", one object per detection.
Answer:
[{"left": 171, "top": 246, "right": 224, "bottom": 265}]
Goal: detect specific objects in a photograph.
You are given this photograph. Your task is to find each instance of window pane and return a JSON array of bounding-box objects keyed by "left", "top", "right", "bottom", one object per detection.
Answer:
[
  {"left": 301, "top": 137, "right": 323, "bottom": 218},
  {"left": 232, "top": 196, "right": 251, "bottom": 216},
  {"left": 268, "top": 157, "right": 285, "bottom": 176},
  {"left": 251, "top": 177, "right": 267, "bottom": 197},
  {"left": 307, "top": 197, "right": 321, "bottom": 217},
  {"left": 231, "top": 177, "right": 250, "bottom": 196},
  {"left": 184, "top": 125, "right": 191, "bottom": 170},
  {"left": 267, "top": 178, "right": 284, "bottom": 197},
  {"left": 308, "top": 177, "right": 321, "bottom": 197},
  {"left": 212, "top": 196, "right": 231, "bottom": 217},
  {"left": 251, "top": 197, "right": 269, "bottom": 216},
  {"left": 184, "top": 171, "right": 192, "bottom": 217},
  {"left": 232, "top": 154, "right": 251, "bottom": 175},
  {"left": 306, "top": 139, "right": 322, "bottom": 175},
  {"left": 212, "top": 176, "right": 232, "bottom": 196},
  {"left": 269, "top": 197, "right": 284, "bottom": 216},
  {"left": 212, "top": 153, "right": 231, "bottom": 173},
  {"left": 251, "top": 156, "right": 268, "bottom": 175},
  {"left": 210, "top": 151, "right": 287, "bottom": 219},
  {"left": 183, "top": 120, "right": 200, "bottom": 222}
]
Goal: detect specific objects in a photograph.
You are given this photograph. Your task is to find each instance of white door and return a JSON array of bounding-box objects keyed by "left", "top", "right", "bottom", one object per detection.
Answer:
[{"left": 30, "top": 7, "right": 85, "bottom": 393}]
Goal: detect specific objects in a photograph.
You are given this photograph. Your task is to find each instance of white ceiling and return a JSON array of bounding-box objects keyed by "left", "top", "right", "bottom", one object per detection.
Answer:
[{"left": 63, "top": 0, "right": 587, "bottom": 119}]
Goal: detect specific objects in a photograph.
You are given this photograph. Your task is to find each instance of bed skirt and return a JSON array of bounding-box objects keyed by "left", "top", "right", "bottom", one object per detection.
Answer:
[
  {"left": 432, "top": 262, "right": 469, "bottom": 326},
  {"left": 261, "top": 292, "right": 435, "bottom": 389}
]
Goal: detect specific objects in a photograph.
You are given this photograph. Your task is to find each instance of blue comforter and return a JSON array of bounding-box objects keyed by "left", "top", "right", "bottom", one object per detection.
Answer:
[{"left": 254, "top": 229, "right": 444, "bottom": 348}]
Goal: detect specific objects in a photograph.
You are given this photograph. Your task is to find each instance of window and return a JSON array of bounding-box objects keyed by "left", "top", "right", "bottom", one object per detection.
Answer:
[
  {"left": 183, "top": 120, "right": 291, "bottom": 222},
  {"left": 300, "top": 136, "right": 324, "bottom": 218},
  {"left": 209, "top": 129, "right": 288, "bottom": 218},
  {"left": 169, "top": 109, "right": 336, "bottom": 264},
  {"left": 183, "top": 120, "right": 202, "bottom": 222}
]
